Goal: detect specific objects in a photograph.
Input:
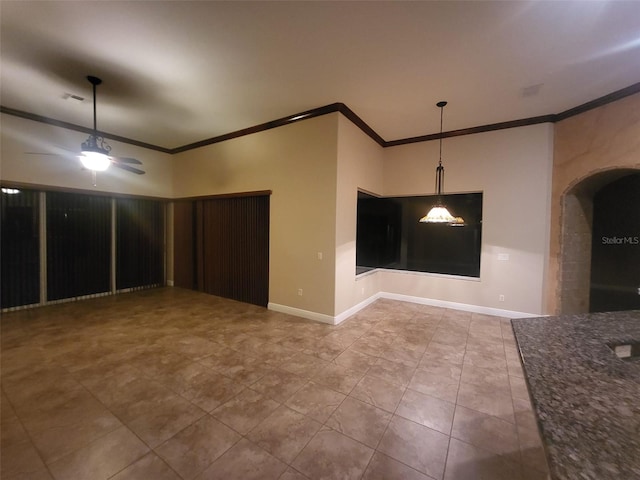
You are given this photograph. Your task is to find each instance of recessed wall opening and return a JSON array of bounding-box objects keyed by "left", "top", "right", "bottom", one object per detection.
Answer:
[
  {"left": 356, "top": 190, "right": 483, "bottom": 278},
  {"left": 558, "top": 169, "right": 640, "bottom": 314}
]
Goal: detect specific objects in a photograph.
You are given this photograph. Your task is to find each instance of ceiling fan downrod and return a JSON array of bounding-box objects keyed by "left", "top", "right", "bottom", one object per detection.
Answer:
[
  {"left": 81, "top": 75, "right": 111, "bottom": 156},
  {"left": 87, "top": 75, "right": 102, "bottom": 132}
]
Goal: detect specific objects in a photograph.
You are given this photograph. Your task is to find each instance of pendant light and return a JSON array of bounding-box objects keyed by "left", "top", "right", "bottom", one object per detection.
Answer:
[{"left": 419, "top": 101, "right": 464, "bottom": 225}]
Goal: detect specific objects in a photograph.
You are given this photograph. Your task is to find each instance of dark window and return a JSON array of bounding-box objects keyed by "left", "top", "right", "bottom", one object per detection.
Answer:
[
  {"left": 1, "top": 189, "right": 40, "bottom": 308},
  {"left": 116, "top": 198, "right": 164, "bottom": 290},
  {"left": 46, "top": 191, "right": 111, "bottom": 300},
  {"left": 2, "top": 189, "right": 166, "bottom": 310},
  {"left": 356, "top": 193, "right": 401, "bottom": 272},
  {"left": 356, "top": 191, "right": 482, "bottom": 277}
]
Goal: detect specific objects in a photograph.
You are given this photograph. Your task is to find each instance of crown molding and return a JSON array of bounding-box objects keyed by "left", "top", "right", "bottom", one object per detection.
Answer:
[
  {"left": 0, "top": 105, "right": 173, "bottom": 154},
  {"left": 553, "top": 81, "right": 640, "bottom": 122},
  {"left": 385, "top": 114, "right": 556, "bottom": 147},
  {"left": 171, "top": 103, "right": 344, "bottom": 153},
  {"left": 2, "top": 81, "right": 639, "bottom": 154}
]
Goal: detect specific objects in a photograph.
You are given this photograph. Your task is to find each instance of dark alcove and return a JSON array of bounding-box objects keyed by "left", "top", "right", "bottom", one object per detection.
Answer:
[{"left": 590, "top": 173, "right": 640, "bottom": 312}]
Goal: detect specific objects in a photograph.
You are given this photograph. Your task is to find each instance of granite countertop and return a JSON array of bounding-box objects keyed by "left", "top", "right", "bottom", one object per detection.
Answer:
[{"left": 511, "top": 310, "right": 640, "bottom": 480}]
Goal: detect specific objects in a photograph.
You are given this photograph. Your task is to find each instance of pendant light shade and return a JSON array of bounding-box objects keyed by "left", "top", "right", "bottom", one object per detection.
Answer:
[
  {"left": 419, "top": 205, "right": 455, "bottom": 223},
  {"left": 419, "top": 101, "right": 464, "bottom": 226}
]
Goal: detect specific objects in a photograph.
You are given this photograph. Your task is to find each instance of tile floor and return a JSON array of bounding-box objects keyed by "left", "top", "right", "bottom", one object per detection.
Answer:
[{"left": 1, "top": 288, "right": 550, "bottom": 480}]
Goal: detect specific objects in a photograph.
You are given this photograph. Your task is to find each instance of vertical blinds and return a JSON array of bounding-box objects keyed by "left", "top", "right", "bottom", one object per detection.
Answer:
[
  {"left": 0, "top": 189, "right": 40, "bottom": 309},
  {"left": 46, "top": 191, "right": 111, "bottom": 301},
  {"left": 195, "top": 195, "right": 269, "bottom": 307},
  {"left": 1, "top": 187, "right": 165, "bottom": 309},
  {"left": 116, "top": 198, "right": 164, "bottom": 290},
  {"left": 172, "top": 201, "right": 195, "bottom": 290}
]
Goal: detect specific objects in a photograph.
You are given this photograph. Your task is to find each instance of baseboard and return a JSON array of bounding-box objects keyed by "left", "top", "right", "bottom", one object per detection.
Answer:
[
  {"left": 268, "top": 292, "right": 540, "bottom": 325},
  {"left": 379, "top": 292, "right": 539, "bottom": 319},
  {"left": 333, "top": 294, "right": 382, "bottom": 324},
  {"left": 267, "top": 303, "right": 336, "bottom": 325}
]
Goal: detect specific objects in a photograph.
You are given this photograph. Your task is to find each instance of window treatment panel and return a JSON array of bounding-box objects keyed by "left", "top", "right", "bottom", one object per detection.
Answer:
[
  {"left": 1, "top": 189, "right": 40, "bottom": 308},
  {"left": 46, "top": 191, "right": 111, "bottom": 301},
  {"left": 116, "top": 198, "right": 164, "bottom": 290},
  {"left": 172, "top": 200, "right": 196, "bottom": 290},
  {"left": 196, "top": 195, "right": 269, "bottom": 307}
]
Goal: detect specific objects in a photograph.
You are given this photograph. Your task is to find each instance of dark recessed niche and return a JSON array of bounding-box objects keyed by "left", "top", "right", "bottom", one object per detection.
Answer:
[
  {"left": 589, "top": 173, "right": 640, "bottom": 313},
  {"left": 356, "top": 191, "right": 482, "bottom": 277}
]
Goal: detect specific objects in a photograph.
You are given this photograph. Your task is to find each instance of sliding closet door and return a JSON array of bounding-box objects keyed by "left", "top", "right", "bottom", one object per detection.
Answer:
[
  {"left": 46, "top": 191, "right": 111, "bottom": 301},
  {"left": 116, "top": 198, "right": 164, "bottom": 290},
  {"left": 1, "top": 189, "right": 40, "bottom": 308},
  {"left": 196, "top": 195, "right": 269, "bottom": 307}
]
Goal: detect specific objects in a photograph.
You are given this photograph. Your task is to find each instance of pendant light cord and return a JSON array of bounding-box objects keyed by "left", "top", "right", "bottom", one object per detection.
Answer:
[
  {"left": 438, "top": 103, "right": 443, "bottom": 167},
  {"left": 435, "top": 101, "right": 446, "bottom": 196},
  {"left": 92, "top": 81, "right": 97, "bottom": 132}
]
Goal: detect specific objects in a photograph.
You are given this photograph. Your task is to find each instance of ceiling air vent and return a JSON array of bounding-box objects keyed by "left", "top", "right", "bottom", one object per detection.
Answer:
[
  {"left": 521, "top": 83, "right": 543, "bottom": 98},
  {"left": 62, "top": 93, "right": 85, "bottom": 102}
]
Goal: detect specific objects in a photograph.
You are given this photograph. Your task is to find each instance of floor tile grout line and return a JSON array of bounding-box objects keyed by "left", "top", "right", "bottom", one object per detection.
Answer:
[
  {"left": 440, "top": 314, "right": 469, "bottom": 480},
  {"left": 8, "top": 358, "right": 155, "bottom": 474},
  {"left": 68, "top": 344, "right": 243, "bottom": 479},
  {"left": 1, "top": 384, "right": 59, "bottom": 480},
  {"left": 108, "top": 450, "right": 183, "bottom": 480},
  {"left": 504, "top": 323, "right": 551, "bottom": 477},
  {"left": 2, "top": 291, "right": 542, "bottom": 480},
  {"left": 154, "top": 417, "right": 245, "bottom": 480}
]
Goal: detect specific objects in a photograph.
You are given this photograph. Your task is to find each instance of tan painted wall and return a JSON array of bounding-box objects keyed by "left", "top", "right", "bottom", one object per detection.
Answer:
[
  {"left": 547, "top": 93, "right": 640, "bottom": 314},
  {"left": 1, "top": 114, "right": 174, "bottom": 197},
  {"left": 381, "top": 124, "right": 554, "bottom": 315},
  {"left": 2, "top": 108, "right": 579, "bottom": 319},
  {"left": 172, "top": 113, "right": 339, "bottom": 316},
  {"left": 335, "top": 115, "right": 385, "bottom": 316}
]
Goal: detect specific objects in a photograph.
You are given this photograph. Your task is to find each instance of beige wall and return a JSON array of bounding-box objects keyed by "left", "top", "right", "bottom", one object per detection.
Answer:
[
  {"left": 172, "top": 113, "right": 339, "bottom": 318},
  {"left": 547, "top": 93, "right": 640, "bottom": 313},
  {"left": 0, "top": 109, "right": 561, "bottom": 319},
  {"left": 1, "top": 114, "right": 174, "bottom": 197},
  {"left": 335, "top": 115, "right": 385, "bottom": 317},
  {"left": 380, "top": 124, "right": 554, "bottom": 316}
]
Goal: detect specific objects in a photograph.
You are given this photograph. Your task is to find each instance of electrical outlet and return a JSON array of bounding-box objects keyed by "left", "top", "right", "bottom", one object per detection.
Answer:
[
  {"left": 298, "top": 289, "right": 303, "bottom": 296},
  {"left": 317, "top": 252, "right": 323, "bottom": 260},
  {"left": 499, "top": 294, "right": 505, "bottom": 302}
]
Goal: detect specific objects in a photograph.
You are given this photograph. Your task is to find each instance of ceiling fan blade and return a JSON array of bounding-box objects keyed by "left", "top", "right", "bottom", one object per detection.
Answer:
[
  {"left": 112, "top": 162, "right": 145, "bottom": 175},
  {"left": 25, "top": 150, "right": 77, "bottom": 160},
  {"left": 25, "top": 144, "right": 77, "bottom": 156},
  {"left": 112, "top": 156, "right": 142, "bottom": 165}
]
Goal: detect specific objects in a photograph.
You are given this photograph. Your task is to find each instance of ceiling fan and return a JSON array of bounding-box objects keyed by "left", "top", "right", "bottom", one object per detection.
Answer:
[{"left": 78, "top": 75, "right": 145, "bottom": 181}]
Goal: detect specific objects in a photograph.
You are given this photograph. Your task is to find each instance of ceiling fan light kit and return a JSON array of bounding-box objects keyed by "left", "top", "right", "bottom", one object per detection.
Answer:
[{"left": 79, "top": 149, "right": 111, "bottom": 172}]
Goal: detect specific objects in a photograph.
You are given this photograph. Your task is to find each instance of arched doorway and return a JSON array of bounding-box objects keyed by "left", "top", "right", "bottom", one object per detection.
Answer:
[{"left": 558, "top": 168, "right": 640, "bottom": 314}]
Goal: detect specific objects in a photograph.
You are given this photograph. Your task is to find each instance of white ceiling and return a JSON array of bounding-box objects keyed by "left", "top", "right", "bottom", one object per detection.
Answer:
[{"left": 2, "top": 1, "right": 640, "bottom": 150}]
